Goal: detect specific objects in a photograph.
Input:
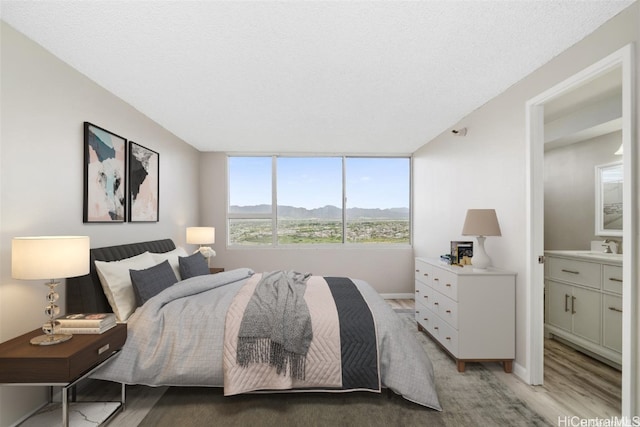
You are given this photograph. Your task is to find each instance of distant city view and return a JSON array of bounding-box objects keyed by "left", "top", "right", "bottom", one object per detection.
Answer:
[{"left": 229, "top": 205, "right": 409, "bottom": 245}]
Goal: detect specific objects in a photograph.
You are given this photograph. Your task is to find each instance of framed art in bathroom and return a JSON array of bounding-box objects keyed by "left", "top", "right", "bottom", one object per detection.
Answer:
[{"left": 595, "top": 161, "right": 623, "bottom": 237}]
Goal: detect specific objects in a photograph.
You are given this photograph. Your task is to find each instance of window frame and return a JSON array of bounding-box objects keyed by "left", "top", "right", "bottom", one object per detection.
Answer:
[{"left": 227, "top": 154, "right": 412, "bottom": 248}]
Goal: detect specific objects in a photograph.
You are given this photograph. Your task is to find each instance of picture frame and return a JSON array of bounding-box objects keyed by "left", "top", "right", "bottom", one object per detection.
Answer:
[
  {"left": 83, "top": 122, "right": 127, "bottom": 223},
  {"left": 128, "top": 141, "right": 159, "bottom": 222},
  {"left": 450, "top": 241, "right": 473, "bottom": 265},
  {"left": 595, "top": 161, "right": 623, "bottom": 237}
]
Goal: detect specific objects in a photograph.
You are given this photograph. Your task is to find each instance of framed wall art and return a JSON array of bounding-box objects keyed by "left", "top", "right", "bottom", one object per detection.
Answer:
[
  {"left": 83, "top": 122, "right": 127, "bottom": 223},
  {"left": 129, "top": 141, "right": 159, "bottom": 222}
]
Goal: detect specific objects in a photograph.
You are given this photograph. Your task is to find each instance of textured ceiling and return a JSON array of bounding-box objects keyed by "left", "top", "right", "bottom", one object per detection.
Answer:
[{"left": 0, "top": 1, "right": 634, "bottom": 154}]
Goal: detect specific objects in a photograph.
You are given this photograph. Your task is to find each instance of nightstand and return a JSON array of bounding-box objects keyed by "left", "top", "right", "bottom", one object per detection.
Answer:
[
  {"left": 0, "top": 324, "right": 127, "bottom": 426},
  {"left": 210, "top": 267, "right": 225, "bottom": 274}
]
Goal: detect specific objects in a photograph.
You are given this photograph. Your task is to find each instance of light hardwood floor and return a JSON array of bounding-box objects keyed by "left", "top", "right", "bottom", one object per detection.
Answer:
[{"left": 388, "top": 298, "right": 622, "bottom": 424}]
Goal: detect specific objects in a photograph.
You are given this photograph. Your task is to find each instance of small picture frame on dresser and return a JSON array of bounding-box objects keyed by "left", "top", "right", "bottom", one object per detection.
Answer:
[{"left": 450, "top": 241, "right": 473, "bottom": 265}]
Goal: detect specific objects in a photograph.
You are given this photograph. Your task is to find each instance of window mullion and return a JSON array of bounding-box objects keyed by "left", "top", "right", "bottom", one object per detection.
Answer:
[
  {"left": 342, "top": 156, "right": 347, "bottom": 244},
  {"left": 272, "top": 155, "right": 278, "bottom": 246}
]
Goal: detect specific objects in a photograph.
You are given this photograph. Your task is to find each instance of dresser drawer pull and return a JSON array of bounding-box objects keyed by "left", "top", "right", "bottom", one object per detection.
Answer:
[
  {"left": 446, "top": 310, "right": 451, "bottom": 314},
  {"left": 608, "top": 307, "right": 622, "bottom": 313},
  {"left": 561, "top": 269, "right": 580, "bottom": 274},
  {"left": 433, "top": 302, "right": 439, "bottom": 306},
  {"left": 434, "top": 278, "right": 439, "bottom": 281},
  {"left": 423, "top": 318, "right": 428, "bottom": 321},
  {"left": 415, "top": 269, "right": 419, "bottom": 273},
  {"left": 608, "top": 278, "right": 623, "bottom": 283},
  {"left": 571, "top": 296, "right": 576, "bottom": 314},
  {"left": 423, "top": 273, "right": 428, "bottom": 277},
  {"left": 423, "top": 295, "right": 428, "bottom": 300},
  {"left": 445, "top": 337, "right": 451, "bottom": 341},
  {"left": 98, "top": 344, "right": 110, "bottom": 355},
  {"left": 564, "top": 294, "right": 570, "bottom": 312},
  {"left": 433, "top": 326, "right": 439, "bottom": 330},
  {"left": 415, "top": 289, "right": 420, "bottom": 293},
  {"left": 446, "top": 283, "right": 451, "bottom": 287}
]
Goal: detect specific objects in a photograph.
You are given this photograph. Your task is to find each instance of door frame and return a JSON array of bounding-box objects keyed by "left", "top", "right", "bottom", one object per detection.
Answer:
[{"left": 525, "top": 43, "right": 637, "bottom": 416}]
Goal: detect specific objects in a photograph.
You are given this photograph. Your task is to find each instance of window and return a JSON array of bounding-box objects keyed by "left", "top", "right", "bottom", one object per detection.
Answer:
[{"left": 228, "top": 156, "right": 410, "bottom": 246}]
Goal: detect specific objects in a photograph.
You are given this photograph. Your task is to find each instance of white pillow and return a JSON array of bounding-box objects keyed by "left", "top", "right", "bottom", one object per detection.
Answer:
[
  {"left": 95, "top": 251, "right": 157, "bottom": 321},
  {"left": 151, "top": 247, "right": 189, "bottom": 280}
]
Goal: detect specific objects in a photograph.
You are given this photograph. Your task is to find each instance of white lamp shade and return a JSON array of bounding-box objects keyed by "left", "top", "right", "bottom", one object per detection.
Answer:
[
  {"left": 186, "top": 227, "right": 215, "bottom": 245},
  {"left": 461, "top": 209, "right": 502, "bottom": 237},
  {"left": 12, "top": 236, "right": 90, "bottom": 280}
]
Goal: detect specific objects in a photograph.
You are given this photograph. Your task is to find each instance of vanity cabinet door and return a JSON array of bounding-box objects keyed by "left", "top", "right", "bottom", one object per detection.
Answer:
[
  {"left": 603, "top": 294, "right": 622, "bottom": 353},
  {"left": 547, "top": 281, "right": 572, "bottom": 332},
  {"left": 571, "top": 286, "right": 601, "bottom": 344}
]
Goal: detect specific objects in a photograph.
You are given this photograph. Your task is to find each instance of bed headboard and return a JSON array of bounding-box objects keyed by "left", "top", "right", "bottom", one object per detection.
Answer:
[{"left": 66, "top": 239, "right": 176, "bottom": 314}]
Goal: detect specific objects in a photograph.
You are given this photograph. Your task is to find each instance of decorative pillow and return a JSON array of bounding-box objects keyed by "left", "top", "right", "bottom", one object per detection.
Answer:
[
  {"left": 94, "top": 251, "right": 157, "bottom": 321},
  {"left": 178, "top": 252, "right": 210, "bottom": 279},
  {"left": 130, "top": 260, "right": 178, "bottom": 306},
  {"left": 151, "top": 247, "right": 188, "bottom": 280}
]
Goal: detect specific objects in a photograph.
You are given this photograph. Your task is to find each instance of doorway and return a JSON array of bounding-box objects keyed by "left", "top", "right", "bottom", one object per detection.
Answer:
[{"left": 526, "top": 44, "right": 636, "bottom": 417}]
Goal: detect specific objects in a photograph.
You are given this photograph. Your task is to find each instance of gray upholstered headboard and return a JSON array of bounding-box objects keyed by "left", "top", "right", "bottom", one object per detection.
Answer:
[{"left": 66, "top": 239, "right": 176, "bottom": 314}]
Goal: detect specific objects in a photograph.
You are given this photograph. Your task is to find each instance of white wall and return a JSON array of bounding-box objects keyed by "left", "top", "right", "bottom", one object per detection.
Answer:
[
  {"left": 198, "top": 152, "right": 414, "bottom": 295},
  {"left": 0, "top": 22, "right": 201, "bottom": 426},
  {"left": 544, "top": 131, "right": 622, "bottom": 250},
  {"left": 413, "top": 1, "right": 639, "bottom": 389}
]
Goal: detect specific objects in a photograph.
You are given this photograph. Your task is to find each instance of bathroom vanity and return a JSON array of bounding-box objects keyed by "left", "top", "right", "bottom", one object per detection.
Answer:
[{"left": 544, "top": 250, "right": 622, "bottom": 368}]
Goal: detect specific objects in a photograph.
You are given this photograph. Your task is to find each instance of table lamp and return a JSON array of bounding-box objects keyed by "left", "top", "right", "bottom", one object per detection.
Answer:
[
  {"left": 461, "top": 209, "right": 501, "bottom": 270},
  {"left": 12, "top": 236, "right": 90, "bottom": 345},
  {"left": 186, "top": 227, "right": 216, "bottom": 260}
]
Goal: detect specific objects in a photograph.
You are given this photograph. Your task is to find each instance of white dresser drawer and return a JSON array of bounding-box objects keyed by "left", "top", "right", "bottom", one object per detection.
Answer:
[
  {"left": 431, "top": 315, "right": 458, "bottom": 356},
  {"left": 430, "top": 268, "right": 458, "bottom": 301},
  {"left": 602, "top": 265, "right": 623, "bottom": 295},
  {"left": 548, "top": 257, "right": 601, "bottom": 289},
  {"left": 415, "top": 259, "right": 431, "bottom": 285},
  {"left": 415, "top": 305, "right": 435, "bottom": 332},
  {"left": 414, "top": 280, "right": 432, "bottom": 310},
  {"left": 430, "top": 291, "right": 458, "bottom": 329}
]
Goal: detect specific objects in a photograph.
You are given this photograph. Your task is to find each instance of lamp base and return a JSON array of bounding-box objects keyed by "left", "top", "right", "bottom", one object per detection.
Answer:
[
  {"left": 30, "top": 333, "right": 72, "bottom": 346},
  {"left": 471, "top": 236, "right": 492, "bottom": 270}
]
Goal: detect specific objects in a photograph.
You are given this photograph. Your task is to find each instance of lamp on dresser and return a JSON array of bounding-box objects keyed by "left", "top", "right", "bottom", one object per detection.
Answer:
[
  {"left": 186, "top": 226, "right": 216, "bottom": 264},
  {"left": 11, "top": 236, "right": 90, "bottom": 345},
  {"left": 461, "top": 209, "right": 501, "bottom": 270}
]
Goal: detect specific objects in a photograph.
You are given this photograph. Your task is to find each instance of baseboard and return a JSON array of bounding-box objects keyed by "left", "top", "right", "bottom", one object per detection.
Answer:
[
  {"left": 380, "top": 293, "right": 414, "bottom": 300},
  {"left": 512, "top": 361, "right": 529, "bottom": 384}
]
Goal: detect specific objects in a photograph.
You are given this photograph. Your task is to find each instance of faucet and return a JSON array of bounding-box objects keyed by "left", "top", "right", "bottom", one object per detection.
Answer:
[{"left": 602, "top": 239, "right": 618, "bottom": 254}]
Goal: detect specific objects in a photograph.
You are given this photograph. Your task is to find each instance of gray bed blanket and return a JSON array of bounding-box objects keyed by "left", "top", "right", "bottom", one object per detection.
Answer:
[
  {"left": 237, "top": 271, "right": 312, "bottom": 379},
  {"left": 91, "top": 269, "right": 442, "bottom": 411}
]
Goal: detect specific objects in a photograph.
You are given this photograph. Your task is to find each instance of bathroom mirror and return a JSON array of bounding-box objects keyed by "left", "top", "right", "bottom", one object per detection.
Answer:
[{"left": 595, "top": 161, "right": 623, "bottom": 236}]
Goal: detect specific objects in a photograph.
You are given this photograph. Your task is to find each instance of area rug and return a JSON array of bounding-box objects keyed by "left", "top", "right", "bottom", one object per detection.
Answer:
[{"left": 139, "top": 313, "right": 550, "bottom": 426}]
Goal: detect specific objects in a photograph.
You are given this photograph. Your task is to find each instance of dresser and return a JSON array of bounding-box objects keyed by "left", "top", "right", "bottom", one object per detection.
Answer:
[
  {"left": 544, "top": 251, "right": 622, "bottom": 368},
  {"left": 414, "top": 257, "right": 516, "bottom": 372}
]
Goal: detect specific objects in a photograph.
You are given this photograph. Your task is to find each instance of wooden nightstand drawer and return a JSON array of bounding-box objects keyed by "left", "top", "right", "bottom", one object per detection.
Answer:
[{"left": 0, "top": 324, "right": 126, "bottom": 383}]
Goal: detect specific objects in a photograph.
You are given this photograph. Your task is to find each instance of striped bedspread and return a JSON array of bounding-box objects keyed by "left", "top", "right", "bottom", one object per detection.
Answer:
[{"left": 224, "top": 273, "right": 380, "bottom": 395}]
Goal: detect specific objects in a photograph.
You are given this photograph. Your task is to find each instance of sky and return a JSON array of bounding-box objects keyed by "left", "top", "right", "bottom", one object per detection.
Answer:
[{"left": 229, "top": 156, "right": 410, "bottom": 209}]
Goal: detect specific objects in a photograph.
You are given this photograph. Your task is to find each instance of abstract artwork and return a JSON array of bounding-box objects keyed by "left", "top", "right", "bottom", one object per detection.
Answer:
[
  {"left": 83, "top": 122, "right": 127, "bottom": 222},
  {"left": 129, "top": 141, "right": 159, "bottom": 222}
]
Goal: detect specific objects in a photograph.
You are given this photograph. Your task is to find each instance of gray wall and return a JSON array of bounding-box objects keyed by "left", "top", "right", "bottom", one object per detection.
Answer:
[
  {"left": 544, "top": 131, "right": 622, "bottom": 250},
  {"left": 0, "top": 22, "right": 201, "bottom": 426}
]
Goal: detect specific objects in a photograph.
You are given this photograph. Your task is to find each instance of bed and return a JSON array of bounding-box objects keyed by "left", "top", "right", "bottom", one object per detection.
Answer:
[{"left": 66, "top": 239, "right": 441, "bottom": 410}]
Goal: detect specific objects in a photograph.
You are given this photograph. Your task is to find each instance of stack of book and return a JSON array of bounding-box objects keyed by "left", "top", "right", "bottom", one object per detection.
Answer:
[{"left": 57, "top": 313, "right": 117, "bottom": 334}]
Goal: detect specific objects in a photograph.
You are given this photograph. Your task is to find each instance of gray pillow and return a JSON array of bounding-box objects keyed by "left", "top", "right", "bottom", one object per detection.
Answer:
[
  {"left": 130, "top": 260, "right": 178, "bottom": 306},
  {"left": 178, "top": 252, "right": 210, "bottom": 279}
]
